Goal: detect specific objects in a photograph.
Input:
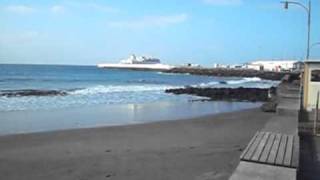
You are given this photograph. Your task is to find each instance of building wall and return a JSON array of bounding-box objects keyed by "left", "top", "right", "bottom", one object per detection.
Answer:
[
  {"left": 303, "top": 63, "right": 320, "bottom": 111},
  {"left": 246, "top": 64, "right": 261, "bottom": 71},
  {"left": 250, "top": 61, "right": 296, "bottom": 72}
]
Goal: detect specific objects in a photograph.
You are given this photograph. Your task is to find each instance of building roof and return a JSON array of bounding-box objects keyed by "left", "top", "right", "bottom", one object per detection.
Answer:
[
  {"left": 304, "top": 60, "right": 320, "bottom": 64},
  {"left": 251, "top": 60, "right": 297, "bottom": 64}
]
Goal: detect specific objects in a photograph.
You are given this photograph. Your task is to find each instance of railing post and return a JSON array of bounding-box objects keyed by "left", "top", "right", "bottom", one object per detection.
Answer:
[{"left": 314, "top": 91, "right": 319, "bottom": 135}]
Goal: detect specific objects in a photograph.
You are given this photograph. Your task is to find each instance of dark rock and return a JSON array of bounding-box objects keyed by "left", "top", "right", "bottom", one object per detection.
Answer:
[
  {"left": 261, "top": 101, "right": 277, "bottom": 112},
  {"left": 163, "top": 68, "right": 300, "bottom": 81},
  {"left": 0, "top": 89, "right": 68, "bottom": 97},
  {"left": 165, "top": 87, "right": 270, "bottom": 102}
]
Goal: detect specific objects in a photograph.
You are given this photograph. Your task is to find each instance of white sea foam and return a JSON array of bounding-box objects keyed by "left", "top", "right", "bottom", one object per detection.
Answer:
[
  {"left": 0, "top": 84, "right": 191, "bottom": 111},
  {"left": 157, "top": 72, "right": 190, "bottom": 76},
  {"left": 198, "top": 81, "right": 219, "bottom": 87},
  {"left": 194, "top": 77, "right": 279, "bottom": 88},
  {"left": 69, "top": 84, "right": 179, "bottom": 95},
  {"left": 226, "top": 77, "right": 262, "bottom": 84}
]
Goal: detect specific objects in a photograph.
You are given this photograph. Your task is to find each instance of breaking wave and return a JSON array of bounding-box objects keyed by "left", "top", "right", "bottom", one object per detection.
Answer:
[
  {"left": 0, "top": 84, "right": 180, "bottom": 98},
  {"left": 195, "top": 77, "right": 278, "bottom": 88},
  {"left": 226, "top": 77, "right": 262, "bottom": 84},
  {"left": 69, "top": 84, "right": 179, "bottom": 95},
  {"left": 0, "top": 84, "right": 187, "bottom": 111}
]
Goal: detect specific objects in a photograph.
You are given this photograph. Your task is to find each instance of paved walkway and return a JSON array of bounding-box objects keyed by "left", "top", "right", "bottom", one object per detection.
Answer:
[
  {"left": 298, "top": 134, "right": 320, "bottom": 180},
  {"left": 262, "top": 115, "right": 298, "bottom": 135},
  {"left": 229, "top": 82, "right": 300, "bottom": 180},
  {"left": 230, "top": 161, "right": 296, "bottom": 180}
]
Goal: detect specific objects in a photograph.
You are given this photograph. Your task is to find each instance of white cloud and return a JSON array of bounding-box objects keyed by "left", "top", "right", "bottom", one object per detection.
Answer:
[
  {"left": 203, "top": 0, "right": 243, "bottom": 6},
  {"left": 108, "top": 14, "right": 188, "bottom": 29},
  {"left": 50, "top": 5, "right": 65, "bottom": 14},
  {"left": 0, "top": 31, "right": 41, "bottom": 44},
  {"left": 4, "top": 5, "right": 35, "bottom": 14},
  {"left": 65, "top": 2, "right": 119, "bottom": 13},
  {"left": 86, "top": 3, "right": 119, "bottom": 13}
]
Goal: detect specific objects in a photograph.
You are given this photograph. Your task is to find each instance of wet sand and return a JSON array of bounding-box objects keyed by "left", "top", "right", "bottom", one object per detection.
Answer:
[{"left": 0, "top": 108, "right": 275, "bottom": 180}]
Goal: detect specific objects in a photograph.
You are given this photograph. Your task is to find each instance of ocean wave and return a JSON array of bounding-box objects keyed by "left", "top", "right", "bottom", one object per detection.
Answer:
[
  {"left": 194, "top": 77, "right": 273, "bottom": 88},
  {"left": 226, "top": 77, "right": 262, "bottom": 84},
  {"left": 157, "top": 72, "right": 190, "bottom": 76},
  {"left": 0, "top": 84, "right": 180, "bottom": 98},
  {"left": 198, "top": 81, "right": 220, "bottom": 87},
  {"left": 0, "top": 77, "right": 95, "bottom": 83},
  {"left": 126, "top": 79, "right": 167, "bottom": 84},
  {"left": 0, "top": 84, "right": 189, "bottom": 111},
  {"left": 69, "top": 84, "right": 179, "bottom": 95}
]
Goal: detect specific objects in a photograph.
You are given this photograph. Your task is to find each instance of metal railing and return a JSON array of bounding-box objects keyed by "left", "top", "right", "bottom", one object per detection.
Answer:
[{"left": 314, "top": 91, "right": 320, "bottom": 136}]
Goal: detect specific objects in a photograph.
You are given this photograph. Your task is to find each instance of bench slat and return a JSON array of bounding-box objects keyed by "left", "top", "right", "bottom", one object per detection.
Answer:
[
  {"left": 240, "top": 131, "right": 259, "bottom": 159},
  {"left": 243, "top": 132, "right": 265, "bottom": 160},
  {"left": 276, "top": 134, "right": 288, "bottom": 165},
  {"left": 284, "top": 135, "right": 294, "bottom": 166},
  {"left": 291, "top": 135, "right": 300, "bottom": 168},
  {"left": 259, "top": 133, "right": 276, "bottom": 162},
  {"left": 267, "top": 133, "right": 282, "bottom": 164},
  {"left": 240, "top": 131, "right": 299, "bottom": 169},
  {"left": 251, "top": 132, "right": 270, "bottom": 161}
]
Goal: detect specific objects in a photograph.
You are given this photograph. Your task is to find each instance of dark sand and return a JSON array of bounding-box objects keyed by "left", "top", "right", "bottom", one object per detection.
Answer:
[{"left": 0, "top": 108, "right": 275, "bottom": 180}]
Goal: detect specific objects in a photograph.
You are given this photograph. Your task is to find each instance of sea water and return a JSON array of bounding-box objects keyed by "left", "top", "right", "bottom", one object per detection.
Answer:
[{"left": 0, "top": 64, "right": 279, "bottom": 135}]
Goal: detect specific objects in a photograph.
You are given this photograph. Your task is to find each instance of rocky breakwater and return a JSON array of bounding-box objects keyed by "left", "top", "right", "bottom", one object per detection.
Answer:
[
  {"left": 166, "top": 87, "right": 271, "bottom": 102},
  {"left": 166, "top": 87, "right": 278, "bottom": 112},
  {"left": 0, "top": 89, "right": 68, "bottom": 97},
  {"left": 164, "top": 68, "right": 300, "bottom": 81}
]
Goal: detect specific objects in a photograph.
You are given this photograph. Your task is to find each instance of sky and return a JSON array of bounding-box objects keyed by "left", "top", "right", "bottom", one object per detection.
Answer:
[{"left": 0, "top": 0, "right": 319, "bottom": 66}]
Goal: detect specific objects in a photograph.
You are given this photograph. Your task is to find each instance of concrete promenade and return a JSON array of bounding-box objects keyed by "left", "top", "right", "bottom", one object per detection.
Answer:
[{"left": 229, "top": 82, "right": 300, "bottom": 180}]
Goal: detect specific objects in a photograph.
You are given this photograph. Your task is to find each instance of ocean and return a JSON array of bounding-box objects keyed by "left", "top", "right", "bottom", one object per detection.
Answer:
[{"left": 0, "top": 64, "right": 279, "bottom": 135}]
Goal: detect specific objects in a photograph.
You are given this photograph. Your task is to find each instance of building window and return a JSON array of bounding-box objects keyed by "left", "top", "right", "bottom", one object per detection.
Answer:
[{"left": 311, "top": 70, "right": 320, "bottom": 82}]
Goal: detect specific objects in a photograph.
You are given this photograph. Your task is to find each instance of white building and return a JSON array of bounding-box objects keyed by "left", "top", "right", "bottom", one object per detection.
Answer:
[
  {"left": 246, "top": 60, "right": 298, "bottom": 72},
  {"left": 245, "top": 63, "right": 263, "bottom": 71},
  {"left": 213, "top": 63, "right": 227, "bottom": 68}
]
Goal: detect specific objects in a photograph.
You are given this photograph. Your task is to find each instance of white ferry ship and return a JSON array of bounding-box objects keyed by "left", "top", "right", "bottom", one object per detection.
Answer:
[{"left": 97, "top": 54, "right": 174, "bottom": 70}]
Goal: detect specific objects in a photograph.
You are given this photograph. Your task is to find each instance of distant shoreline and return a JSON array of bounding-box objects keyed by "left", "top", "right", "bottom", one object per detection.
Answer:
[{"left": 164, "top": 67, "right": 299, "bottom": 81}]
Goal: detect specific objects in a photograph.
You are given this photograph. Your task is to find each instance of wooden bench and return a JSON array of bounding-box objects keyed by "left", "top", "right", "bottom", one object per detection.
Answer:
[
  {"left": 229, "top": 131, "right": 299, "bottom": 180},
  {"left": 240, "top": 131, "right": 299, "bottom": 169}
]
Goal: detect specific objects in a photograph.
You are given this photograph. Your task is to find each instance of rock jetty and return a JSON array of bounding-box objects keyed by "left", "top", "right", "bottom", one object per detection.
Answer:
[
  {"left": 0, "top": 89, "right": 67, "bottom": 97},
  {"left": 164, "top": 68, "right": 300, "bottom": 81},
  {"left": 165, "top": 87, "right": 271, "bottom": 102}
]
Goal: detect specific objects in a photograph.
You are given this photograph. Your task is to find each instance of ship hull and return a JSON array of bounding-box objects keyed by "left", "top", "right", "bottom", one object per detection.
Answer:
[{"left": 97, "top": 63, "right": 174, "bottom": 71}]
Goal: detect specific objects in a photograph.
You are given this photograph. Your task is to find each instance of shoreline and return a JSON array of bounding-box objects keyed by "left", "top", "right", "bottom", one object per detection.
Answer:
[
  {"left": 0, "top": 107, "right": 257, "bottom": 138},
  {"left": 0, "top": 108, "right": 276, "bottom": 180},
  {"left": 0, "top": 100, "right": 261, "bottom": 136}
]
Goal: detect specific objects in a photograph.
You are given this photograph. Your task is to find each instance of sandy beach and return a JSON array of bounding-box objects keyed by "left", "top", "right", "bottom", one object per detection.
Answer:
[{"left": 0, "top": 108, "right": 275, "bottom": 180}]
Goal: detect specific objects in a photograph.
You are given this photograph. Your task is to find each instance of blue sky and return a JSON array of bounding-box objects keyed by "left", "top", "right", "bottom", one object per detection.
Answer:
[{"left": 0, "top": 0, "right": 319, "bottom": 66}]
